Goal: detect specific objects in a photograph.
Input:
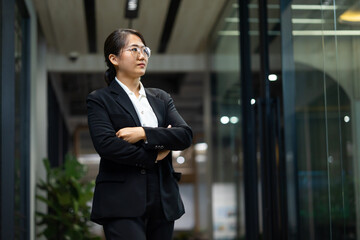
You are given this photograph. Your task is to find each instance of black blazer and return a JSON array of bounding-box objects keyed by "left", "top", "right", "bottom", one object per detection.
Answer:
[{"left": 86, "top": 80, "right": 193, "bottom": 225}]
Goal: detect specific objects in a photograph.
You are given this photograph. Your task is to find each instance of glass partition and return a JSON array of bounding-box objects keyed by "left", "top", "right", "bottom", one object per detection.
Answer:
[
  {"left": 283, "top": 0, "right": 360, "bottom": 239},
  {"left": 209, "top": 1, "right": 244, "bottom": 239}
]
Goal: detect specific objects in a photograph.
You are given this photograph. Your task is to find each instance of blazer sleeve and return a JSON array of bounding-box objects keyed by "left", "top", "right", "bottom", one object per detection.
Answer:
[
  {"left": 142, "top": 91, "right": 193, "bottom": 150},
  {"left": 87, "top": 92, "right": 157, "bottom": 169}
]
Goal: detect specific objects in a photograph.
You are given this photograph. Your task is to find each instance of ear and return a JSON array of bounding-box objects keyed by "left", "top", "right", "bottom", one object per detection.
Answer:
[{"left": 108, "top": 54, "right": 119, "bottom": 66}]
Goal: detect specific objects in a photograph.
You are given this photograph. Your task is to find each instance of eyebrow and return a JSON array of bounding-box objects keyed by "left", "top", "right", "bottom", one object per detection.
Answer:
[{"left": 127, "top": 44, "right": 145, "bottom": 48}]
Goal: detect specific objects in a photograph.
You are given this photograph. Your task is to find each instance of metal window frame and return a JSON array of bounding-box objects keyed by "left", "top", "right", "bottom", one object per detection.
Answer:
[
  {"left": 19, "top": 10, "right": 31, "bottom": 240},
  {"left": 1, "top": 0, "right": 31, "bottom": 238},
  {"left": 280, "top": 0, "right": 299, "bottom": 239},
  {"left": 238, "top": 0, "right": 259, "bottom": 239},
  {"left": 239, "top": 0, "right": 292, "bottom": 239},
  {"left": 1, "top": 0, "right": 16, "bottom": 239}
]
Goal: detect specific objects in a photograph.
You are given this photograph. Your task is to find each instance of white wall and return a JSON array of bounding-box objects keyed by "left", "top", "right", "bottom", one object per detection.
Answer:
[
  {"left": 30, "top": 35, "right": 48, "bottom": 240},
  {"left": 26, "top": 0, "right": 48, "bottom": 237}
]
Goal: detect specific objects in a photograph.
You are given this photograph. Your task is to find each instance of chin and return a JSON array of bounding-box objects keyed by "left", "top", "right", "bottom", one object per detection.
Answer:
[{"left": 138, "top": 70, "right": 146, "bottom": 76}]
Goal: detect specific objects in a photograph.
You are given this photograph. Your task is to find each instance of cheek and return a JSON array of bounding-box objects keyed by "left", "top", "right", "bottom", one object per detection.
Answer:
[{"left": 118, "top": 61, "right": 131, "bottom": 71}]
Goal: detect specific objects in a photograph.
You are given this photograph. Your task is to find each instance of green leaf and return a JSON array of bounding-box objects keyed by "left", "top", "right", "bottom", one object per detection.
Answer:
[
  {"left": 64, "top": 154, "right": 86, "bottom": 180},
  {"left": 36, "top": 195, "right": 53, "bottom": 206},
  {"left": 73, "top": 199, "right": 79, "bottom": 213},
  {"left": 43, "top": 158, "right": 51, "bottom": 174},
  {"left": 36, "top": 154, "right": 98, "bottom": 239}
]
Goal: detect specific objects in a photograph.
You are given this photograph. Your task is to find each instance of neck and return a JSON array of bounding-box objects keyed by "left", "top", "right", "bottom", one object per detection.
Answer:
[{"left": 116, "top": 73, "right": 141, "bottom": 94}]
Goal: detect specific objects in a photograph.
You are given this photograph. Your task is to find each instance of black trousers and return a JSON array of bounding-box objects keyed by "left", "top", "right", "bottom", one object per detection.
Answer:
[{"left": 103, "top": 166, "right": 174, "bottom": 240}]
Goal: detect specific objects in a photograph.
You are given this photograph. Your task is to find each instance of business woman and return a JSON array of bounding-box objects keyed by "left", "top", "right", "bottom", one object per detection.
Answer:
[{"left": 86, "top": 29, "right": 193, "bottom": 240}]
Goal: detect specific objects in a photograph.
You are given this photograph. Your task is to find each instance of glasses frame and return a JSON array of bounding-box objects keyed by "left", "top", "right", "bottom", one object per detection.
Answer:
[{"left": 125, "top": 46, "right": 151, "bottom": 58}]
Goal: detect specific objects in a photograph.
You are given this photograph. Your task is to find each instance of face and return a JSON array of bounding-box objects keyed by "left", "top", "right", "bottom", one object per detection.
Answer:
[{"left": 109, "top": 34, "right": 149, "bottom": 79}]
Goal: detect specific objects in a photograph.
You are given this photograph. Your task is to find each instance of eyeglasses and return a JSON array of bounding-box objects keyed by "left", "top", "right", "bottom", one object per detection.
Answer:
[{"left": 125, "top": 46, "right": 151, "bottom": 58}]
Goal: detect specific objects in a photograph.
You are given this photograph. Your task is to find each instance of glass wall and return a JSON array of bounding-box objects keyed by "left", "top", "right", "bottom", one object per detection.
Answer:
[
  {"left": 283, "top": 0, "right": 360, "bottom": 239},
  {"left": 209, "top": 1, "right": 244, "bottom": 239},
  {"left": 209, "top": 0, "right": 360, "bottom": 239}
]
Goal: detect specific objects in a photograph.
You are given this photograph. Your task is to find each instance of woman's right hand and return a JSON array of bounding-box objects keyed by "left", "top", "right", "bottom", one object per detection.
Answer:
[{"left": 156, "top": 149, "right": 170, "bottom": 161}]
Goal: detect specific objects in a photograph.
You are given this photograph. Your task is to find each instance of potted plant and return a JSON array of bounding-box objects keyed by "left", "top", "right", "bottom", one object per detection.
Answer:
[{"left": 36, "top": 155, "right": 100, "bottom": 240}]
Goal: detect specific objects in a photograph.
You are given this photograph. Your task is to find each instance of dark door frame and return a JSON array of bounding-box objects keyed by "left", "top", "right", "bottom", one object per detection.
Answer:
[
  {"left": 238, "top": 0, "right": 259, "bottom": 240},
  {"left": 239, "top": 1, "right": 292, "bottom": 239},
  {"left": 1, "top": 0, "right": 31, "bottom": 239},
  {"left": 1, "top": 0, "right": 16, "bottom": 238}
]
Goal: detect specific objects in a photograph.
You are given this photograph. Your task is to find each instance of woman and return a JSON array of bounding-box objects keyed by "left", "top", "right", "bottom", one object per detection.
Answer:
[{"left": 87, "top": 28, "right": 193, "bottom": 240}]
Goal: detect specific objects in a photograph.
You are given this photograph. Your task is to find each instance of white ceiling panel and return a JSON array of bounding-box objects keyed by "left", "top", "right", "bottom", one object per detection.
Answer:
[
  {"left": 33, "top": 0, "right": 57, "bottom": 50},
  {"left": 96, "top": 0, "right": 127, "bottom": 54},
  {"left": 132, "top": 0, "right": 170, "bottom": 51},
  {"left": 46, "top": 0, "right": 88, "bottom": 54},
  {"left": 167, "top": 0, "right": 227, "bottom": 54},
  {"left": 35, "top": 0, "right": 228, "bottom": 55}
]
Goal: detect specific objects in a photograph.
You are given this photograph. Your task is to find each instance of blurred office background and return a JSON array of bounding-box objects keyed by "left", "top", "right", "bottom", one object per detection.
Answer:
[{"left": 1, "top": 0, "right": 360, "bottom": 239}]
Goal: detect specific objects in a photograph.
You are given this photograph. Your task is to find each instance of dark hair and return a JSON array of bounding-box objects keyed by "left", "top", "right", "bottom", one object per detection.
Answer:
[{"left": 103, "top": 29, "right": 147, "bottom": 85}]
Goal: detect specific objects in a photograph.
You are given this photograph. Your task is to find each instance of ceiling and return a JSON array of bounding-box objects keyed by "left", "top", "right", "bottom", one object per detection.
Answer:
[{"left": 33, "top": 0, "right": 228, "bottom": 55}]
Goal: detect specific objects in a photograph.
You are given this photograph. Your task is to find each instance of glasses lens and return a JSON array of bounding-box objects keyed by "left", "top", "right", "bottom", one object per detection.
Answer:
[
  {"left": 143, "top": 47, "right": 151, "bottom": 58},
  {"left": 128, "top": 47, "right": 151, "bottom": 58}
]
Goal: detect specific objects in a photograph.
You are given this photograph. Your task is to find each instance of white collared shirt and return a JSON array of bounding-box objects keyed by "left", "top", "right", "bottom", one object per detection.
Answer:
[{"left": 115, "top": 77, "right": 158, "bottom": 128}]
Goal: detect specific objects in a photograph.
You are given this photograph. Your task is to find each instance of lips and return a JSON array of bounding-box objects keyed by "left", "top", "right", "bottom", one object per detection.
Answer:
[{"left": 137, "top": 63, "right": 146, "bottom": 67}]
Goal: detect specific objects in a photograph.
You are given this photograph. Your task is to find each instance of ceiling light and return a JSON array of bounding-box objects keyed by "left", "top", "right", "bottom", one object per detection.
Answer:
[
  {"left": 292, "top": 30, "right": 360, "bottom": 36},
  {"left": 218, "top": 30, "right": 280, "bottom": 36},
  {"left": 195, "top": 143, "right": 208, "bottom": 152},
  {"left": 292, "top": 19, "right": 325, "bottom": 24},
  {"left": 291, "top": 4, "right": 337, "bottom": 10},
  {"left": 339, "top": 2, "right": 360, "bottom": 24},
  {"left": 230, "top": 116, "right": 239, "bottom": 124},
  {"left": 344, "top": 116, "right": 350, "bottom": 123},
  {"left": 268, "top": 74, "right": 278, "bottom": 81},
  {"left": 177, "top": 156, "right": 185, "bottom": 164},
  {"left": 251, "top": 99, "right": 256, "bottom": 105},
  {"left": 125, "top": 0, "right": 140, "bottom": 19},
  {"left": 77, "top": 154, "right": 100, "bottom": 164},
  {"left": 195, "top": 155, "right": 206, "bottom": 163},
  {"left": 218, "top": 30, "right": 239, "bottom": 36},
  {"left": 220, "top": 116, "right": 230, "bottom": 124}
]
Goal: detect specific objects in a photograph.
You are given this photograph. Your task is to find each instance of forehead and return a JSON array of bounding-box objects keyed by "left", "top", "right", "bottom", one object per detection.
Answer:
[{"left": 126, "top": 34, "right": 145, "bottom": 47}]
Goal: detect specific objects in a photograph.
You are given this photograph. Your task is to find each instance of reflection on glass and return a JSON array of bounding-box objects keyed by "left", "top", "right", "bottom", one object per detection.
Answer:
[
  {"left": 210, "top": 0, "right": 244, "bottom": 239},
  {"left": 284, "top": 0, "right": 359, "bottom": 239}
]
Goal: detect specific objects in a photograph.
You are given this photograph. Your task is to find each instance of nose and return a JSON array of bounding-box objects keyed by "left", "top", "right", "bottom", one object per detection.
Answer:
[{"left": 137, "top": 50, "right": 146, "bottom": 60}]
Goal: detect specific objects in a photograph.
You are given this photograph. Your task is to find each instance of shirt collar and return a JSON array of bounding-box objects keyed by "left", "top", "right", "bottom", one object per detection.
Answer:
[
  {"left": 115, "top": 77, "right": 146, "bottom": 97},
  {"left": 138, "top": 82, "right": 146, "bottom": 97}
]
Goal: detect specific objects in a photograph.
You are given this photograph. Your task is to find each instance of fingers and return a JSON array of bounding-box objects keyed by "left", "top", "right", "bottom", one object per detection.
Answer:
[
  {"left": 156, "top": 149, "right": 171, "bottom": 161},
  {"left": 118, "top": 125, "right": 170, "bottom": 138},
  {"left": 116, "top": 127, "right": 132, "bottom": 138},
  {"left": 115, "top": 127, "right": 145, "bottom": 144},
  {"left": 116, "top": 129, "right": 122, "bottom": 138}
]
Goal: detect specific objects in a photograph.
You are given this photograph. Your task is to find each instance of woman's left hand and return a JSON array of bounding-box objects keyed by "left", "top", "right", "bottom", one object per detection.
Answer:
[{"left": 116, "top": 127, "right": 146, "bottom": 144}]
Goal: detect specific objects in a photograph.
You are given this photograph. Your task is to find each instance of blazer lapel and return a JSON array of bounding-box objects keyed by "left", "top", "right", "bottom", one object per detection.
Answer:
[
  {"left": 146, "top": 89, "right": 165, "bottom": 127},
  {"left": 109, "top": 80, "right": 141, "bottom": 126}
]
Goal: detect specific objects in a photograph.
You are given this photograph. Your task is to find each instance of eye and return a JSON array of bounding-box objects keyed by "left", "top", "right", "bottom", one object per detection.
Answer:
[{"left": 130, "top": 47, "right": 139, "bottom": 52}]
